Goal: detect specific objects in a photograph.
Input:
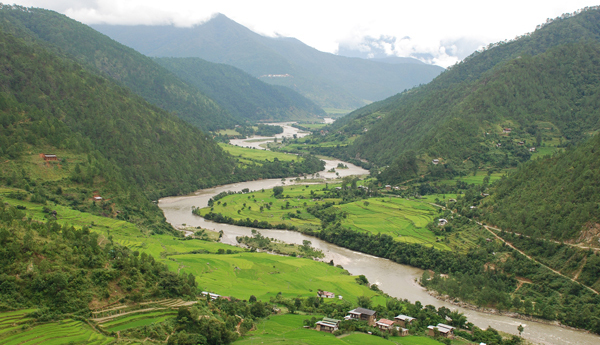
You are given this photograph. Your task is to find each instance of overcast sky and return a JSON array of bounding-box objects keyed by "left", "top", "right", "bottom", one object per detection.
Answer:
[{"left": 11, "top": 0, "right": 600, "bottom": 67}]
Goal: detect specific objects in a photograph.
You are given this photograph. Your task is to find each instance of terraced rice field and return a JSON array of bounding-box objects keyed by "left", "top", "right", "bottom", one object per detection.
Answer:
[
  {"left": 338, "top": 197, "right": 443, "bottom": 248},
  {"left": 100, "top": 310, "right": 176, "bottom": 332},
  {"left": 0, "top": 310, "right": 114, "bottom": 345}
]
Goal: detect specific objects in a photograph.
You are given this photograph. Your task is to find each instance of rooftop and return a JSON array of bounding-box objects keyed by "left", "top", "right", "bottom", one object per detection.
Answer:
[{"left": 349, "top": 307, "right": 376, "bottom": 316}]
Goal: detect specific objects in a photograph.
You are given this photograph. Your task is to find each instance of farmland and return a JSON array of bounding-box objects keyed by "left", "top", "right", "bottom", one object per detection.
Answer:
[
  {"left": 197, "top": 183, "right": 451, "bottom": 249},
  {"left": 167, "top": 250, "right": 385, "bottom": 304},
  {"left": 100, "top": 309, "right": 177, "bottom": 332},
  {"left": 0, "top": 310, "right": 114, "bottom": 345},
  {"left": 219, "top": 143, "right": 301, "bottom": 164}
]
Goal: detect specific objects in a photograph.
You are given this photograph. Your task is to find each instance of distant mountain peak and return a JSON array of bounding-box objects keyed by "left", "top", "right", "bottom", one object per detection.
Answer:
[{"left": 92, "top": 16, "right": 444, "bottom": 110}]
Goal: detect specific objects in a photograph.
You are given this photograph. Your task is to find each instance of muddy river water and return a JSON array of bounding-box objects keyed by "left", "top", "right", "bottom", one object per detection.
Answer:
[{"left": 159, "top": 122, "right": 599, "bottom": 345}]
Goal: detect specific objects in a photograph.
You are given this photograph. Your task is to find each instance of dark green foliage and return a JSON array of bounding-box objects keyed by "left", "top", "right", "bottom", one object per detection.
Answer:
[
  {"left": 0, "top": 204, "right": 197, "bottom": 314},
  {"left": 171, "top": 298, "right": 272, "bottom": 344},
  {"left": 156, "top": 57, "right": 325, "bottom": 122},
  {"left": 485, "top": 134, "right": 600, "bottom": 241},
  {"left": 231, "top": 155, "right": 325, "bottom": 182},
  {"left": 0, "top": 13, "right": 237, "bottom": 202},
  {"left": 330, "top": 7, "right": 600, "bottom": 171},
  {"left": 0, "top": 5, "right": 236, "bottom": 131}
]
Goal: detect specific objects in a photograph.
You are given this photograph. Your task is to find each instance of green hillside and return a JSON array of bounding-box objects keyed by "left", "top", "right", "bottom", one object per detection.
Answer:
[
  {"left": 483, "top": 134, "right": 600, "bottom": 241},
  {"left": 0, "top": 5, "right": 236, "bottom": 131},
  {"left": 323, "top": 7, "right": 600, "bottom": 177},
  {"left": 0, "top": 10, "right": 239, "bottom": 231},
  {"left": 92, "top": 14, "right": 444, "bottom": 110},
  {"left": 156, "top": 57, "right": 326, "bottom": 122}
]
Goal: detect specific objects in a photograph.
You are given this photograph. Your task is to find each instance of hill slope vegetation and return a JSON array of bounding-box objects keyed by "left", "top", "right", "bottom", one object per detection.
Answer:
[
  {"left": 155, "top": 57, "right": 325, "bottom": 122},
  {"left": 326, "top": 7, "right": 600, "bottom": 178},
  {"left": 0, "top": 5, "right": 236, "bottom": 131}
]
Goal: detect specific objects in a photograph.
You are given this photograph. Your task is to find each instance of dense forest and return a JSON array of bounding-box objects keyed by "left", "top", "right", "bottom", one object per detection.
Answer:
[
  {"left": 483, "top": 134, "right": 600, "bottom": 241},
  {"left": 0, "top": 22, "right": 237, "bottom": 197},
  {"left": 0, "top": 5, "right": 236, "bottom": 131},
  {"left": 156, "top": 57, "right": 325, "bottom": 122},
  {"left": 322, "top": 7, "right": 600, "bottom": 174},
  {"left": 0, "top": 204, "right": 196, "bottom": 313}
]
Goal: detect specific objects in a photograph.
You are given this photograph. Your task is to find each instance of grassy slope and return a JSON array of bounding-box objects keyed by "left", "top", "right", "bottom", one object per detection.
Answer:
[
  {"left": 219, "top": 143, "right": 301, "bottom": 163},
  {"left": 0, "top": 190, "right": 382, "bottom": 306},
  {"left": 171, "top": 251, "right": 382, "bottom": 303}
]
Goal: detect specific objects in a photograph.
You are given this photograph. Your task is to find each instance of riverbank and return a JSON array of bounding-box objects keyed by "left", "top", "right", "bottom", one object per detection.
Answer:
[
  {"left": 158, "top": 122, "right": 600, "bottom": 345},
  {"left": 424, "top": 288, "right": 595, "bottom": 335}
]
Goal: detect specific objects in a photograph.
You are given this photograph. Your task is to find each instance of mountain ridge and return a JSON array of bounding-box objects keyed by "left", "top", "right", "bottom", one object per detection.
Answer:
[
  {"left": 324, "top": 7, "right": 600, "bottom": 174},
  {"left": 91, "top": 13, "right": 444, "bottom": 110}
]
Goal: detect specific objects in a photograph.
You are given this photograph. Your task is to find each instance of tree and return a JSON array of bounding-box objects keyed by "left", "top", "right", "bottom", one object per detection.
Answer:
[
  {"left": 518, "top": 324, "right": 524, "bottom": 336},
  {"left": 357, "top": 295, "right": 372, "bottom": 309},
  {"left": 273, "top": 186, "right": 284, "bottom": 198}
]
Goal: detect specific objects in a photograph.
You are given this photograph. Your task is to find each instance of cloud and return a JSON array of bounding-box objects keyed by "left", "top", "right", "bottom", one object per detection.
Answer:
[
  {"left": 14, "top": 0, "right": 599, "bottom": 68},
  {"left": 336, "top": 34, "right": 486, "bottom": 67}
]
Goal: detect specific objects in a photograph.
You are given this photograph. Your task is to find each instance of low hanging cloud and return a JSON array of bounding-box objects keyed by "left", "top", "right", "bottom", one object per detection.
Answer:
[{"left": 336, "top": 34, "right": 486, "bottom": 68}]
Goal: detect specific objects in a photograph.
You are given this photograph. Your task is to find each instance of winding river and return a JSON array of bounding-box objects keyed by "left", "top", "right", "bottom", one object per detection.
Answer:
[{"left": 159, "top": 122, "right": 599, "bottom": 345}]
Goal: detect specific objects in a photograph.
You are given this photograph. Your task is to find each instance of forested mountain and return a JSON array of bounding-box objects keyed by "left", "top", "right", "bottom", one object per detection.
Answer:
[
  {"left": 0, "top": 6, "right": 239, "bottom": 230},
  {"left": 0, "top": 5, "right": 236, "bottom": 131},
  {"left": 91, "top": 14, "right": 444, "bottom": 110},
  {"left": 327, "top": 7, "right": 600, "bottom": 174},
  {"left": 484, "top": 134, "right": 600, "bottom": 241},
  {"left": 155, "top": 57, "right": 325, "bottom": 122}
]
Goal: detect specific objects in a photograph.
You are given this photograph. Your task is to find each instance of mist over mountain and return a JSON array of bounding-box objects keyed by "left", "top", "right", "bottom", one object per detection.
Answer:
[{"left": 91, "top": 14, "right": 444, "bottom": 110}]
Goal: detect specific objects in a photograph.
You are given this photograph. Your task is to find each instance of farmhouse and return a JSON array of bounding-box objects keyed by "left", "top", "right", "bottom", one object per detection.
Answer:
[
  {"left": 517, "top": 141, "right": 524, "bottom": 146},
  {"left": 40, "top": 153, "right": 58, "bottom": 161},
  {"left": 345, "top": 307, "right": 377, "bottom": 326},
  {"left": 529, "top": 147, "right": 536, "bottom": 152},
  {"left": 496, "top": 143, "right": 502, "bottom": 147},
  {"left": 438, "top": 218, "right": 448, "bottom": 226},
  {"left": 398, "top": 327, "right": 409, "bottom": 336},
  {"left": 385, "top": 185, "right": 391, "bottom": 191},
  {"left": 93, "top": 196, "right": 103, "bottom": 201},
  {"left": 432, "top": 159, "right": 439, "bottom": 165},
  {"left": 428, "top": 323, "right": 456, "bottom": 338},
  {"left": 315, "top": 317, "right": 340, "bottom": 333},
  {"left": 503, "top": 128, "right": 512, "bottom": 133},
  {"left": 376, "top": 318, "right": 395, "bottom": 331},
  {"left": 317, "top": 290, "right": 335, "bottom": 298},
  {"left": 201, "top": 291, "right": 221, "bottom": 300},
  {"left": 394, "top": 314, "right": 416, "bottom": 327}
]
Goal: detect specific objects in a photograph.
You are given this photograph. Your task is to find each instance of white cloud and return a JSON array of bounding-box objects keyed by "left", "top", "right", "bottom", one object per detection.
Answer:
[{"left": 12, "top": 0, "right": 600, "bottom": 67}]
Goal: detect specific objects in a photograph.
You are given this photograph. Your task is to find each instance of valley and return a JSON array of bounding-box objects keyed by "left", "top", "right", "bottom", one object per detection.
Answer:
[{"left": 2, "top": 3, "right": 600, "bottom": 345}]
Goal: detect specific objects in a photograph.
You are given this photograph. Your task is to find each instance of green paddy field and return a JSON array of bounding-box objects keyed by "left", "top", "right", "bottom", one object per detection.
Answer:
[{"left": 198, "top": 184, "right": 451, "bottom": 249}]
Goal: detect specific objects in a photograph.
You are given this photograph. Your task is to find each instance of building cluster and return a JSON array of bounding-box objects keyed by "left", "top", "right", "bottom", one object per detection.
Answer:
[
  {"left": 314, "top": 308, "right": 417, "bottom": 337},
  {"left": 427, "top": 323, "right": 456, "bottom": 338}
]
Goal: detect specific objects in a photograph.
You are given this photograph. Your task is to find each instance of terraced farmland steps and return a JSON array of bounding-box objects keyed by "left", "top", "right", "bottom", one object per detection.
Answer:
[
  {"left": 91, "top": 298, "right": 198, "bottom": 329},
  {"left": 0, "top": 310, "right": 114, "bottom": 345}
]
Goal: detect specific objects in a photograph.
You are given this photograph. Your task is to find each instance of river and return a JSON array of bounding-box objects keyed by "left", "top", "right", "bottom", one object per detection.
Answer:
[{"left": 158, "top": 122, "right": 599, "bottom": 345}]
